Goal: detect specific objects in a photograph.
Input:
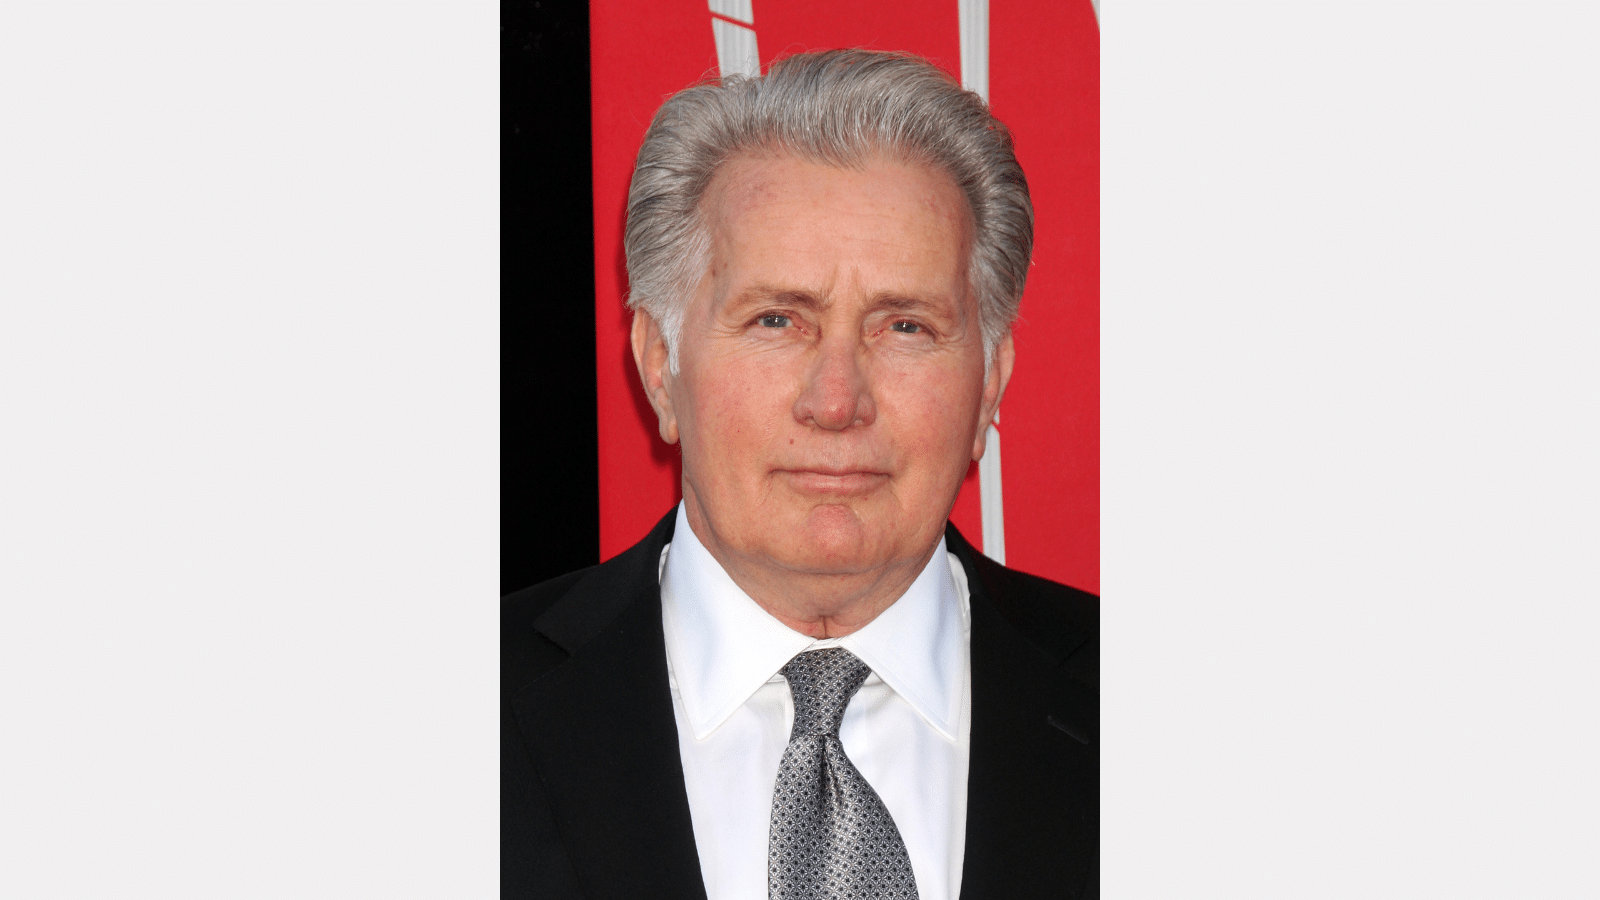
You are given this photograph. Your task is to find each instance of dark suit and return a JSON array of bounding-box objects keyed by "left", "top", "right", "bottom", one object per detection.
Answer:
[{"left": 503, "top": 510, "right": 1098, "bottom": 899}]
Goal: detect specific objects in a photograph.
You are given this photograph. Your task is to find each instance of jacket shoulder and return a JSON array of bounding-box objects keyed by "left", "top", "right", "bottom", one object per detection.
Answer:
[
  {"left": 502, "top": 567, "right": 592, "bottom": 688},
  {"left": 503, "top": 567, "right": 590, "bottom": 625},
  {"left": 501, "top": 509, "right": 679, "bottom": 692},
  {"left": 987, "top": 562, "right": 1099, "bottom": 689},
  {"left": 945, "top": 522, "right": 1099, "bottom": 689}
]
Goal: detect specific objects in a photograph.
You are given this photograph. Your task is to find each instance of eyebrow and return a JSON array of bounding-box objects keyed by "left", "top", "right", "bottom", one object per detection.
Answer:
[
  {"left": 729, "top": 286, "right": 824, "bottom": 311},
  {"left": 729, "top": 286, "right": 952, "bottom": 316},
  {"left": 873, "top": 295, "right": 944, "bottom": 314}
]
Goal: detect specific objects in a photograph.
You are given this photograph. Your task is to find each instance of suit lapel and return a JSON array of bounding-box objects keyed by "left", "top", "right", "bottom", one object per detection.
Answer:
[
  {"left": 507, "top": 516, "right": 708, "bottom": 900},
  {"left": 950, "top": 527, "right": 1099, "bottom": 900}
]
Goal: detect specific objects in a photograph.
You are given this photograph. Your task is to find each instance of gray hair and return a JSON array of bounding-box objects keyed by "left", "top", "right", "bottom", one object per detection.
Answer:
[{"left": 623, "top": 49, "right": 1033, "bottom": 372}]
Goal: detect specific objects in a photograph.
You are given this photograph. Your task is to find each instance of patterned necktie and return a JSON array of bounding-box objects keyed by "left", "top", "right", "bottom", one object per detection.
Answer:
[{"left": 768, "top": 648, "right": 920, "bottom": 899}]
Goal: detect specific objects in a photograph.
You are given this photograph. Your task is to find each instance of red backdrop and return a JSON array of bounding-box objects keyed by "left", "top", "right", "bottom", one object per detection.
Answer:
[{"left": 590, "top": 0, "right": 1099, "bottom": 593}]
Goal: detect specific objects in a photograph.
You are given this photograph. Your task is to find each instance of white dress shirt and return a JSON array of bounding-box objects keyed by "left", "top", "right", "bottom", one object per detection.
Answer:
[{"left": 659, "top": 502, "right": 972, "bottom": 900}]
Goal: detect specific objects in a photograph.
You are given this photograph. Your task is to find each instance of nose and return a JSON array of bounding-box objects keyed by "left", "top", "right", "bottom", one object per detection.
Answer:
[{"left": 793, "top": 334, "right": 876, "bottom": 431}]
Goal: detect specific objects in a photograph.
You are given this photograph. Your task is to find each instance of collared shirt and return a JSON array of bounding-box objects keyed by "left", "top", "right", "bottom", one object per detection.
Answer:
[{"left": 659, "top": 502, "right": 972, "bottom": 900}]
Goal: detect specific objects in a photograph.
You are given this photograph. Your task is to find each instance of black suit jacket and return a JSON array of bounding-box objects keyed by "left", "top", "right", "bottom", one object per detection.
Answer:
[{"left": 503, "top": 511, "right": 1098, "bottom": 898}]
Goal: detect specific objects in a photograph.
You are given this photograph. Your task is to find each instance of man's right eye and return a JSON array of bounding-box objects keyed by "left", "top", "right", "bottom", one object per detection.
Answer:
[{"left": 757, "top": 314, "right": 792, "bottom": 328}]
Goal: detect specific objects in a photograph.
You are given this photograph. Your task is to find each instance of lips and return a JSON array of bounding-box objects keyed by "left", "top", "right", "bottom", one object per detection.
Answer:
[{"left": 778, "top": 468, "right": 890, "bottom": 496}]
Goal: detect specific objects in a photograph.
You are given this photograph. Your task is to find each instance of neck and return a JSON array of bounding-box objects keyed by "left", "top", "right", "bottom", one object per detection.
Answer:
[
  {"left": 738, "top": 568, "right": 920, "bottom": 639},
  {"left": 682, "top": 510, "right": 935, "bottom": 639}
]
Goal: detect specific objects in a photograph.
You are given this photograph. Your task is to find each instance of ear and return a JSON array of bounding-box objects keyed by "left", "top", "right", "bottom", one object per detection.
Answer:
[
  {"left": 631, "top": 308, "right": 680, "bottom": 445},
  {"left": 971, "top": 332, "right": 1015, "bottom": 462}
]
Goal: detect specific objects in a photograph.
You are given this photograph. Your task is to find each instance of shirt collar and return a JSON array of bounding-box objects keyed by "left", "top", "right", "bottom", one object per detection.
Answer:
[{"left": 660, "top": 502, "right": 966, "bottom": 741}]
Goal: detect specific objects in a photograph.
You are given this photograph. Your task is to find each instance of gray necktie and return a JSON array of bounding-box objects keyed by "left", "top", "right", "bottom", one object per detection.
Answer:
[{"left": 768, "top": 648, "right": 920, "bottom": 900}]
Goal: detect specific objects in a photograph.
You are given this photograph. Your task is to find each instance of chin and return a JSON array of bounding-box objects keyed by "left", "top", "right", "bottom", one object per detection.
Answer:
[{"left": 773, "top": 504, "right": 888, "bottom": 575}]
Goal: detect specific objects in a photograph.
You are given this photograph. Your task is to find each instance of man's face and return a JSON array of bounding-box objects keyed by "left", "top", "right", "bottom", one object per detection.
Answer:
[{"left": 639, "top": 152, "right": 1012, "bottom": 584}]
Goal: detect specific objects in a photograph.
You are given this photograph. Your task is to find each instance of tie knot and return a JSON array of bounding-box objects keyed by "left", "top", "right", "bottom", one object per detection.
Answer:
[{"left": 781, "top": 647, "right": 871, "bottom": 736}]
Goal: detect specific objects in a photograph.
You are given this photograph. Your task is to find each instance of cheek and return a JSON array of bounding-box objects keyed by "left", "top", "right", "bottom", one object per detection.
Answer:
[
  {"left": 683, "top": 366, "right": 789, "bottom": 470},
  {"left": 882, "top": 365, "right": 985, "bottom": 461}
]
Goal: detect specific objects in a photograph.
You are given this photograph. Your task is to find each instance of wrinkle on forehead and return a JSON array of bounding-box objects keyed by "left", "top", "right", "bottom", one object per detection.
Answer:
[
  {"left": 698, "top": 152, "right": 976, "bottom": 315},
  {"left": 706, "top": 150, "right": 973, "bottom": 242}
]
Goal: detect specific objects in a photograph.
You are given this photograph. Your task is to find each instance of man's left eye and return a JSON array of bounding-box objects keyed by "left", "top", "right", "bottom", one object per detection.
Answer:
[
  {"left": 889, "top": 321, "right": 922, "bottom": 334},
  {"left": 758, "top": 315, "right": 791, "bottom": 328}
]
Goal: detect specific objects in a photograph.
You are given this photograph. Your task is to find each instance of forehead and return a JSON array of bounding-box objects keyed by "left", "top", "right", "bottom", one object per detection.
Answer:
[{"left": 698, "top": 152, "right": 973, "bottom": 292}]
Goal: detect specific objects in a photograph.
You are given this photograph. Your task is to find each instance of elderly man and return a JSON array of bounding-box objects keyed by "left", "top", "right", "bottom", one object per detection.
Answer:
[{"left": 504, "top": 50, "right": 1097, "bottom": 899}]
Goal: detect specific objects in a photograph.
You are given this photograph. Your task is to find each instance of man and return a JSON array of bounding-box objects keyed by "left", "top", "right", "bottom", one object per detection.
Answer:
[{"left": 504, "top": 50, "right": 1097, "bottom": 899}]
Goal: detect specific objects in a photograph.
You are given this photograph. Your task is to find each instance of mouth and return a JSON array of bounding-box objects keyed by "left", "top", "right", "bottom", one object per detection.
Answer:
[{"left": 777, "top": 468, "right": 891, "bottom": 496}]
